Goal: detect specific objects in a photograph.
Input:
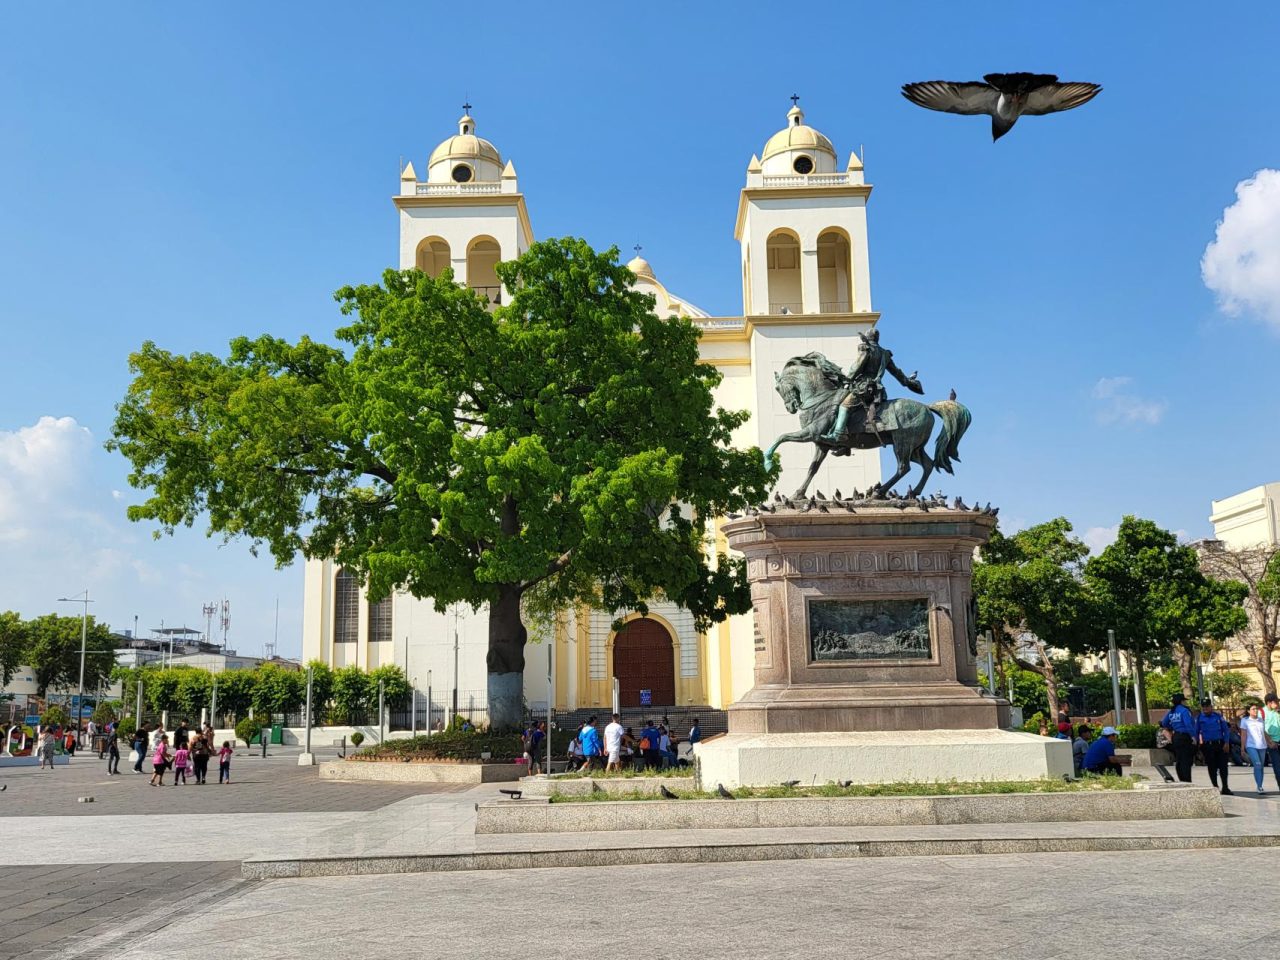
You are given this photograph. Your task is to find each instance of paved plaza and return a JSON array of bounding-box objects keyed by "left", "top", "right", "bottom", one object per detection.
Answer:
[{"left": 4, "top": 752, "right": 1280, "bottom": 959}]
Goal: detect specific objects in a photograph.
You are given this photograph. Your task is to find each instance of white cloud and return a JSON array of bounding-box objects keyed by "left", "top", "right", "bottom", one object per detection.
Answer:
[
  {"left": 1202, "top": 168, "right": 1280, "bottom": 331},
  {"left": 1091, "top": 377, "right": 1166, "bottom": 426},
  {"left": 1083, "top": 524, "right": 1119, "bottom": 555},
  {"left": 0, "top": 415, "right": 93, "bottom": 541}
]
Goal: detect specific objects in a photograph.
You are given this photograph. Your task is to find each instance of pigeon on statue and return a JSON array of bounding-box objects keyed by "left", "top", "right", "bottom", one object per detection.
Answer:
[{"left": 902, "top": 73, "right": 1101, "bottom": 141}]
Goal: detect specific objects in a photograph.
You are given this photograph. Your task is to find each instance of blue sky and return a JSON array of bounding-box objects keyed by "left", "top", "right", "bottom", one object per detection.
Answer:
[{"left": 3, "top": 4, "right": 1278, "bottom": 657}]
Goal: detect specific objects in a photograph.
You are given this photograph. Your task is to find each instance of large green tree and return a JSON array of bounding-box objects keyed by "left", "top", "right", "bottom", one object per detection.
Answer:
[
  {"left": 973, "top": 519, "right": 1098, "bottom": 720},
  {"left": 1087, "top": 517, "right": 1247, "bottom": 708},
  {"left": 23, "top": 614, "right": 117, "bottom": 698},
  {"left": 0, "top": 611, "right": 24, "bottom": 688},
  {"left": 108, "top": 239, "right": 771, "bottom": 728}
]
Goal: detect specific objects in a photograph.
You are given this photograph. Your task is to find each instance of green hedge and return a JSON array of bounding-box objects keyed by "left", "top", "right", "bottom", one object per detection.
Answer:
[
  {"left": 1115, "top": 723, "right": 1158, "bottom": 749},
  {"left": 355, "top": 728, "right": 573, "bottom": 762},
  {"left": 234, "top": 717, "right": 262, "bottom": 748}
]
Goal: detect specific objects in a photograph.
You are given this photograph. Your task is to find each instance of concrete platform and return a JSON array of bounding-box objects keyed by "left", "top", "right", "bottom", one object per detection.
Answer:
[
  {"left": 318, "top": 759, "right": 522, "bottom": 783},
  {"left": 518, "top": 775, "right": 696, "bottom": 797},
  {"left": 474, "top": 784, "right": 1222, "bottom": 834},
  {"left": 241, "top": 816, "right": 1280, "bottom": 879},
  {"left": 694, "top": 729, "right": 1073, "bottom": 789}
]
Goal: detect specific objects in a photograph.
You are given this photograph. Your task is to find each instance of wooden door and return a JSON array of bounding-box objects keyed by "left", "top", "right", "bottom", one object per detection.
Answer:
[{"left": 613, "top": 618, "right": 675, "bottom": 708}]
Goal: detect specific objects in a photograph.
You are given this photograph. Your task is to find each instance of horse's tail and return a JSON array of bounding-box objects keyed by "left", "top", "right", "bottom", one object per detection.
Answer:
[{"left": 927, "top": 400, "right": 971, "bottom": 474}]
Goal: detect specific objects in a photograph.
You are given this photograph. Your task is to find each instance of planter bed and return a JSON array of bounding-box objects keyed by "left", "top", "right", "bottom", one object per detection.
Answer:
[
  {"left": 319, "top": 759, "right": 523, "bottom": 784},
  {"left": 520, "top": 776, "right": 697, "bottom": 798},
  {"left": 475, "top": 783, "right": 1223, "bottom": 834}
]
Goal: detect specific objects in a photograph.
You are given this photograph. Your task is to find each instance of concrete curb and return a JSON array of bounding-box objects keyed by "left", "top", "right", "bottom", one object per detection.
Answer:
[
  {"left": 318, "top": 760, "right": 522, "bottom": 784},
  {"left": 475, "top": 785, "right": 1222, "bottom": 834},
  {"left": 520, "top": 776, "right": 697, "bottom": 797},
  {"left": 241, "top": 829, "right": 1280, "bottom": 879}
]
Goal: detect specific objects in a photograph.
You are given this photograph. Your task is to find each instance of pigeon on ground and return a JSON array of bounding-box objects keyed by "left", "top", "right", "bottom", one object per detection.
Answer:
[
  {"left": 782, "top": 780, "right": 800, "bottom": 788},
  {"left": 659, "top": 784, "right": 679, "bottom": 800},
  {"left": 838, "top": 780, "right": 853, "bottom": 788},
  {"left": 716, "top": 783, "right": 735, "bottom": 800},
  {"left": 498, "top": 788, "right": 522, "bottom": 800},
  {"left": 902, "top": 73, "right": 1101, "bottom": 141}
]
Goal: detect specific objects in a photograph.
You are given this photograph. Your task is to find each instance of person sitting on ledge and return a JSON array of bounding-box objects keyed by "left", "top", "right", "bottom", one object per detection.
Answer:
[{"left": 1082, "top": 726, "right": 1124, "bottom": 775}]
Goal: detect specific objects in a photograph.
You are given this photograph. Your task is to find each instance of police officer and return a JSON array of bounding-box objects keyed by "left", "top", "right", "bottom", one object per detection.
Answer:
[
  {"left": 1196, "top": 697, "right": 1232, "bottom": 795},
  {"left": 1161, "top": 692, "right": 1198, "bottom": 782}
]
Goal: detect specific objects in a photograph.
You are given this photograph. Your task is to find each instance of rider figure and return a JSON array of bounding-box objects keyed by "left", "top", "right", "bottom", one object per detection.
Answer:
[{"left": 820, "top": 328, "right": 923, "bottom": 442}]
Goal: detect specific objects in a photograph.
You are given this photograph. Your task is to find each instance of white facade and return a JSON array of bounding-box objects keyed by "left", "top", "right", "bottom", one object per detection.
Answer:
[
  {"left": 1209, "top": 483, "right": 1280, "bottom": 549},
  {"left": 302, "top": 103, "right": 891, "bottom": 716}
]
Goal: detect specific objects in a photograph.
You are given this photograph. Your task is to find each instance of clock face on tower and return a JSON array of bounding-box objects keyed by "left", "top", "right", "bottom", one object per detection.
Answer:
[
  {"left": 792, "top": 155, "right": 814, "bottom": 175},
  {"left": 451, "top": 164, "right": 473, "bottom": 183}
]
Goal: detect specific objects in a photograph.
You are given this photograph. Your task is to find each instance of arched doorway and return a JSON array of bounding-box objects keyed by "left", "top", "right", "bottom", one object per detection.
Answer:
[{"left": 612, "top": 617, "right": 675, "bottom": 708}]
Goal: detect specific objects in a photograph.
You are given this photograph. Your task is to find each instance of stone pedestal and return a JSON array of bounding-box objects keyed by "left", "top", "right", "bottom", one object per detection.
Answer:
[{"left": 695, "top": 502, "right": 1070, "bottom": 787}]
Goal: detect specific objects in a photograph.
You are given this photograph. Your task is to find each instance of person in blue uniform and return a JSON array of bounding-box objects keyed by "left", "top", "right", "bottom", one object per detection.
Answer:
[
  {"left": 1161, "top": 692, "right": 1197, "bottom": 782},
  {"left": 1082, "top": 726, "right": 1124, "bottom": 775},
  {"left": 1197, "top": 697, "right": 1232, "bottom": 795}
]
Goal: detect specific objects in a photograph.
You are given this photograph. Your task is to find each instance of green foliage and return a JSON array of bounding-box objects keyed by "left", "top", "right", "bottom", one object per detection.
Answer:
[
  {"left": 1020, "top": 711, "right": 1047, "bottom": 734},
  {"left": 90, "top": 702, "right": 117, "bottom": 727},
  {"left": 1207, "top": 671, "right": 1255, "bottom": 714},
  {"left": 251, "top": 663, "right": 305, "bottom": 716},
  {"left": 40, "top": 704, "right": 70, "bottom": 728},
  {"left": 367, "top": 664, "right": 411, "bottom": 709},
  {"left": 234, "top": 716, "right": 262, "bottom": 748},
  {"left": 353, "top": 728, "right": 572, "bottom": 762},
  {"left": 213, "top": 669, "right": 255, "bottom": 722},
  {"left": 332, "top": 665, "right": 373, "bottom": 721},
  {"left": 1143, "top": 670, "right": 1185, "bottom": 709},
  {"left": 174, "top": 668, "right": 212, "bottom": 718},
  {"left": 145, "top": 668, "right": 184, "bottom": 715},
  {"left": 22, "top": 614, "right": 118, "bottom": 697},
  {"left": 0, "top": 610, "right": 25, "bottom": 688},
  {"left": 1115, "top": 724, "right": 1158, "bottom": 749},
  {"left": 348, "top": 731, "right": 365, "bottom": 747},
  {"left": 304, "top": 660, "right": 334, "bottom": 714},
  {"left": 550, "top": 776, "right": 1140, "bottom": 803},
  {"left": 108, "top": 240, "right": 772, "bottom": 729}
]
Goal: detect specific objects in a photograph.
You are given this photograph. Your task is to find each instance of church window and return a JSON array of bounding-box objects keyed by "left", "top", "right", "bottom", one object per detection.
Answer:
[
  {"left": 792, "top": 155, "right": 814, "bottom": 175},
  {"left": 334, "top": 568, "right": 358, "bottom": 644},
  {"left": 368, "top": 596, "right": 393, "bottom": 645},
  {"left": 451, "top": 164, "right": 474, "bottom": 183}
]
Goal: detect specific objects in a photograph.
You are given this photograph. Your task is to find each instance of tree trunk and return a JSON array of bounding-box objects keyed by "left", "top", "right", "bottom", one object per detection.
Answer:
[
  {"left": 486, "top": 583, "right": 527, "bottom": 731},
  {"left": 1253, "top": 641, "right": 1278, "bottom": 698},
  {"left": 1033, "top": 639, "right": 1060, "bottom": 723},
  {"left": 1132, "top": 650, "right": 1149, "bottom": 724},
  {"left": 1173, "top": 642, "right": 1196, "bottom": 699}
]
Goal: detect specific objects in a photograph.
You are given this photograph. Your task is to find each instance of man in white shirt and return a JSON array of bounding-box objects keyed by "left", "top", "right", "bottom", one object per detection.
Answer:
[{"left": 604, "top": 713, "right": 625, "bottom": 772}]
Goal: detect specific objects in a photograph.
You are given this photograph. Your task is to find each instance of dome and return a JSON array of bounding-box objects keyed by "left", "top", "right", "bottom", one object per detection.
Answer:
[
  {"left": 761, "top": 104, "right": 836, "bottom": 162},
  {"left": 429, "top": 114, "right": 502, "bottom": 166},
  {"left": 626, "top": 255, "right": 655, "bottom": 279}
]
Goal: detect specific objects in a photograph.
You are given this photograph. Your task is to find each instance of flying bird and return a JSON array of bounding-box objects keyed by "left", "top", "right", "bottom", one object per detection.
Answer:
[
  {"left": 901, "top": 73, "right": 1101, "bottom": 141},
  {"left": 716, "top": 783, "right": 735, "bottom": 800},
  {"left": 659, "top": 784, "right": 679, "bottom": 800}
]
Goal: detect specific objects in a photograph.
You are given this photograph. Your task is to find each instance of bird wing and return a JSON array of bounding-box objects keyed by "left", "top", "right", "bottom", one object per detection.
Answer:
[
  {"left": 983, "top": 72, "right": 1058, "bottom": 94},
  {"left": 1021, "top": 82, "right": 1102, "bottom": 115},
  {"left": 901, "top": 81, "right": 998, "bottom": 116}
]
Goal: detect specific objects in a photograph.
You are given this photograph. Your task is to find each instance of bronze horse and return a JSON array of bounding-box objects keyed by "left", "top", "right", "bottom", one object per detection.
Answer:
[{"left": 764, "top": 353, "right": 971, "bottom": 499}]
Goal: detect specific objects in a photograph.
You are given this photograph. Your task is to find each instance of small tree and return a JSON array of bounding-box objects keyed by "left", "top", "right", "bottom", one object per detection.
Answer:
[
  {"left": 251, "top": 663, "right": 305, "bottom": 718},
  {"left": 304, "top": 660, "right": 334, "bottom": 720},
  {"left": 332, "top": 665, "right": 373, "bottom": 723},
  {"left": 174, "top": 668, "right": 214, "bottom": 719},
  {"left": 40, "top": 704, "right": 70, "bottom": 729},
  {"left": 23, "top": 614, "right": 117, "bottom": 697},
  {"left": 90, "top": 701, "right": 117, "bottom": 728},
  {"left": 368, "top": 665, "right": 412, "bottom": 712},
  {"left": 1198, "top": 543, "right": 1280, "bottom": 696},
  {"left": 1207, "top": 670, "right": 1255, "bottom": 715},
  {"left": 0, "top": 611, "right": 25, "bottom": 688},
  {"left": 215, "top": 669, "right": 255, "bottom": 723}
]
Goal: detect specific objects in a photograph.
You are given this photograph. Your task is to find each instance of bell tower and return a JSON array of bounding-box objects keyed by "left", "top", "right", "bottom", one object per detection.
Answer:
[
  {"left": 394, "top": 107, "right": 533, "bottom": 305},
  {"left": 736, "top": 99, "right": 872, "bottom": 317}
]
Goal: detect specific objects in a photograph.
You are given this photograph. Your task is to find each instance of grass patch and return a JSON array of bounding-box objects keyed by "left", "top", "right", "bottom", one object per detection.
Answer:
[
  {"left": 548, "top": 776, "right": 1142, "bottom": 803},
  {"left": 354, "top": 729, "right": 573, "bottom": 763},
  {"left": 555, "top": 766, "right": 691, "bottom": 780}
]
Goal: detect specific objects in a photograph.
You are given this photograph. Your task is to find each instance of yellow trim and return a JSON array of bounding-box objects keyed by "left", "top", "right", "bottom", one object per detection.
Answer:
[
  {"left": 554, "top": 612, "right": 570, "bottom": 710},
  {"left": 393, "top": 193, "right": 535, "bottom": 248},
  {"left": 712, "top": 517, "right": 735, "bottom": 709},
  {"left": 704, "top": 357, "right": 751, "bottom": 367},
  {"left": 575, "top": 603, "right": 590, "bottom": 711},
  {"left": 734, "top": 183, "right": 874, "bottom": 240}
]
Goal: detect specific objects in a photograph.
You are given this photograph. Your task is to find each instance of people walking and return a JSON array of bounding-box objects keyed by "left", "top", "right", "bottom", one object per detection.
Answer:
[
  {"left": 1196, "top": 698, "right": 1232, "bottom": 795},
  {"left": 149, "top": 734, "right": 171, "bottom": 786},
  {"left": 38, "top": 730, "right": 56, "bottom": 770},
  {"left": 174, "top": 721, "right": 189, "bottom": 749},
  {"left": 1264, "top": 695, "right": 1280, "bottom": 785},
  {"left": 191, "top": 735, "right": 211, "bottom": 784},
  {"left": 105, "top": 726, "right": 121, "bottom": 775},
  {"left": 1240, "top": 704, "right": 1272, "bottom": 794},
  {"left": 130, "top": 728, "right": 148, "bottom": 773},
  {"left": 217, "top": 740, "right": 233, "bottom": 784},
  {"left": 579, "top": 717, "right": 602, "bottom": 773},
  {"left": 1160, "top": 693, "right": 1198, "bottom": 783},
  {"left": 172, "top": 742, "right": 190, "bottom": 786}
]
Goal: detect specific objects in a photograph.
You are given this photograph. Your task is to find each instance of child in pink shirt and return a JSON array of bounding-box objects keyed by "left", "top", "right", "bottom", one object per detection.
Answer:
[
  {"left": 217, "top": 741, "right": 233, "bottom": 784},
  {"left": 172, "top": 744, "right": 190, "bottom": 785}
]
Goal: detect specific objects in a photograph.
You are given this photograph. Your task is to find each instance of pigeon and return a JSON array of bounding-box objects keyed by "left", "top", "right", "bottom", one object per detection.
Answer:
[
  {"left": 833, "top": 489, "right": 843, "bottom": 500},
  {"left": 659, "top": 784, "right": 679, "bottom": 800},
  {"left": 782, "top": 779, "right": 801, "bottom": 788},
  {"left": 816, "top": 502, "right": 830, "bottom": 513},
  {"left": 949, "top": 388, "right": 957, "bottom": 401},
  {"left": 815, "top": 490, "right": 826, "bottom": 501},
  {"left": 838, "top": 780, "right": 853, "bottom": 788},
  {"left": 498, "top": 788, "right": 523, "bottom": 800},
  {"left": 716, "top": 783, "right": 735, "bottom": 800},
  {"left": 902, "top": 73, "right": 1101, "bottom": 141},
  {"left": 0, "top": 784, "right": 6, "bottom": 792}
]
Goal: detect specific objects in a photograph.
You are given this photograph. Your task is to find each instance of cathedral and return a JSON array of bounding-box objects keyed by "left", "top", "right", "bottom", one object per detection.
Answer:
[{"left": 301, "top": 102, "right": 884, "bottom": 717}]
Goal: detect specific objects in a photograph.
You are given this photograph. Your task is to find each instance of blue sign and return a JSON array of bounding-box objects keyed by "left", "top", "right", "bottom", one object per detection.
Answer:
[
  {"left": 639, "top": 689, "right": 652, "bottom": 707},
  {"left": 24, "top": 715, "right": 40, "bottom": 726}
]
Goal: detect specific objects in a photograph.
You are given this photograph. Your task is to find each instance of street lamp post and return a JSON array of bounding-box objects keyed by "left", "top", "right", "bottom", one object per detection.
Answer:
[{"left": 57, "top": 590, "right": 93, "bottom": 744}]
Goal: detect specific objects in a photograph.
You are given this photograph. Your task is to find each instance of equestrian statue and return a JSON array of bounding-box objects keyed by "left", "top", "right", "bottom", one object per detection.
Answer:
[{"left": 763, "top": 328, "right": 971, "bottom": 500}]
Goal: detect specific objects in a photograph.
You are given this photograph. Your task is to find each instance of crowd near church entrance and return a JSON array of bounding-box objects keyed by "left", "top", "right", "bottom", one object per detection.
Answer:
[{"left": 612, "top": 617, "right": 676, "bottom": 708}]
